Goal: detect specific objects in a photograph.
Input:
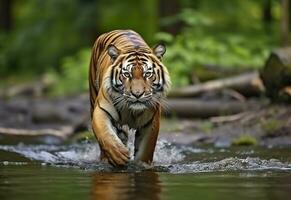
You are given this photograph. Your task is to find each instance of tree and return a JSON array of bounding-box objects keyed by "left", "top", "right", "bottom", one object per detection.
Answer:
[
  {"left": 158, "top": 0, "right": 182, "bottom": 35},
  {"left": 281, "top": 0, "right": 290, "bottom": 46},
  {"left": 0, "top": 0, "right": 12, "bottom": 31},
  {"left": 263, "top": 0, "right": 273, "bottom": 30}
]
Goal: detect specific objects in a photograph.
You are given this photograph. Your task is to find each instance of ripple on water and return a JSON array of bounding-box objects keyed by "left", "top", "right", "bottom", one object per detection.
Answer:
[
  {"left": 0, "top": 140, "right": 291, "bottom": 173},
  {"left": 167, "top": 157, "right": 291, "bottom": 173}
]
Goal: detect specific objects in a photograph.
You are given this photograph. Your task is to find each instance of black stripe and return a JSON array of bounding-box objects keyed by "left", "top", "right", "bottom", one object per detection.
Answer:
[
  {"left": 117, "top": 110, "right": 121, "bottom": 119},
  {"left": 104, "top": 32, "right": 121, "bottom": 46},
  {"left": 116, "top": 69, "right": 122, "bottom": 86},
  {"left": 156, "top": 64, "right": 165, "bottom": 86},
  {"left": 112, "top": 66, "right": 119, "bottom": 85},
  {"left": 111, "top": 63, "right": 123, "bottom": 92},
  {"left": 125, "top": 52, "right": 137, "bottom": 59},
  {"left": 110, "top": 63, "right": 115, "bottom": 85},
  {"left": 157, "top": 68, "right": 161, "bottom": 84},
  {"left": 112, "top": 86, "right": 120, "bottom": 93},
  {"left": 127, "top": 58, "right": 136, "bottom": 63},
  {"left": 139, "top": 58, "right": 148, "bottom": 62},
  {"left": 101, "top": 89, "right": 112, "bottom": 105}
]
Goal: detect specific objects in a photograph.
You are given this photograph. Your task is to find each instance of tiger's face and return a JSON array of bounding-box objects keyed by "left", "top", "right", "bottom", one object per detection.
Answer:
[{"left": 106, "top": 44, "right": 170, "bottom": 111}]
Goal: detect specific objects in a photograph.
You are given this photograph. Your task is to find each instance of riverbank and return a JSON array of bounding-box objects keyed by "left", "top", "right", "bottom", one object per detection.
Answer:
[
  {"left": 0, "top": 94, "right": 290, "bottom": 147},
  {"left": 160, "top": 102, "right": 291, "bottom": 147}
]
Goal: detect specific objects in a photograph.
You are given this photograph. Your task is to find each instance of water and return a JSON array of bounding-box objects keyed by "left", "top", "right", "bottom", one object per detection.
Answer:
[{"left": 1, "top": 138, "right": 291, "bottom": 199}]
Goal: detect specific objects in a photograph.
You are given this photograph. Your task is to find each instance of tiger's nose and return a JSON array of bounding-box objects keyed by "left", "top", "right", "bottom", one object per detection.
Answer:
[{"left": 132, "top": 90, "right": 144, "bottom": 99}]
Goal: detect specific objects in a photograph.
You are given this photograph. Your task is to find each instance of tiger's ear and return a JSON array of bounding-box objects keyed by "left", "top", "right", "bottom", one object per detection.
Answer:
[
  {"left": 107, "top": 44, "right": 120, "bottom": 60},
  {"left": 153, "top": 43, "right": 166, "bottom": 59}
]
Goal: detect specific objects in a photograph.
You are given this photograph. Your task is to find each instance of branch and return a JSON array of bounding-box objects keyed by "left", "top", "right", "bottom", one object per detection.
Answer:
[{"left": 169, "top": 71, "right": 264, "bottom": 98}]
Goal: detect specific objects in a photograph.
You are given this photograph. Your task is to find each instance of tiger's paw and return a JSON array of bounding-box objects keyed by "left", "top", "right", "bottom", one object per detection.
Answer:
[{"left": 101, "top": 137, "right": 130, "bottom": 166}]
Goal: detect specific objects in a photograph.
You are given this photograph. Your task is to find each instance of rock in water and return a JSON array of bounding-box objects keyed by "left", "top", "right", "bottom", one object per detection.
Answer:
[{"left": 260, "top": 47, "right": 291, "bottom": 102}]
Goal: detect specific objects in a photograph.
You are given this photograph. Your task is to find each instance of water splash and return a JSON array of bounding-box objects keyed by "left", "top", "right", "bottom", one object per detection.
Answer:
[
  {"left": 1, "top": 141, "right": 291, "bottom": 173},
  {"left": 0, "top": 138, "right": 186, "bottom": 166},
  {"left": 167, "top": 157, "right": 291, "bottom": 173},
  {"left": 154, "top": 140, "right": 185, "bottom": 164}
]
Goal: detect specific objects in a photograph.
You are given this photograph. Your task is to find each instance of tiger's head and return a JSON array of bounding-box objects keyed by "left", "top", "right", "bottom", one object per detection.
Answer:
[{"left": 105, "top": 44, "right": 171, "bottom": 111}]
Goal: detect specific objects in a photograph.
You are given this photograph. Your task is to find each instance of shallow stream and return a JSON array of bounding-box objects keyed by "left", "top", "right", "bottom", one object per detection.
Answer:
[{"left": 1, "top": 137, "right": 291, "bottom": 200}]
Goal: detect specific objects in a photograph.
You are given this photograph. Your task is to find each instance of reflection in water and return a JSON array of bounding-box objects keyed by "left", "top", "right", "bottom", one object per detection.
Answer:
[
  {"left": 1, "top": 143, "right": 291, "bottom": 200},
  {"left": 91, "top": 172, "right": 161, "bottom": 200}
]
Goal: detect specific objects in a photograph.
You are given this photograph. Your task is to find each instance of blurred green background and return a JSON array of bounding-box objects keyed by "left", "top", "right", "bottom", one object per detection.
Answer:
[{"left": 0, "top": 0, "right": 283, "bottom": 95}]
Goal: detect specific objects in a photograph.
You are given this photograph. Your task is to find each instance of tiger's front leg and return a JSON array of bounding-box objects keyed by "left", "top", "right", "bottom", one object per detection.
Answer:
[
  {"left": 92, "top": 106, "right": 130, "bottom": 166},
  {"left": 134, "top": 110, "right": 160, "bottom": 164}
]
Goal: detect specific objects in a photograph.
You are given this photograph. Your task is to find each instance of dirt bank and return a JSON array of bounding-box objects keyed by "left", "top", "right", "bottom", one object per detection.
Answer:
[{"left": 0, "top": 95, "right": 290, "bottom": 147}]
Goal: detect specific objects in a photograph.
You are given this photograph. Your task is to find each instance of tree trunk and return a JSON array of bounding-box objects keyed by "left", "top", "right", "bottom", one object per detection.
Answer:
[
  {"left": 0, "top": 0, "right": 12, "bottom": 31},
  {"left": 263, "top": 0, "right": 273, "bottom": 30},
  {"left": 158, "top": 0, "right": 182, "bottom": 35},
  {"left": 281, "top": 0, "right": 290, "bottom": 46}
]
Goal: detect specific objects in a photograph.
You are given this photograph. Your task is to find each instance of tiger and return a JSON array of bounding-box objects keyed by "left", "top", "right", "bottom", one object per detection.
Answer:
[{"left": 89, "top": 30, "right": 171, "bottom": 166}]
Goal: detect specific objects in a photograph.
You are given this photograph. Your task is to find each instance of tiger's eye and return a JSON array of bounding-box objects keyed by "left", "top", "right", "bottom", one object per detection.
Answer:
[
  {"left": 123, "top": 72, "right": 130, "bottom": 78},
  {"left": 145, "top": 71, "right": 152, "bottom": 78}
]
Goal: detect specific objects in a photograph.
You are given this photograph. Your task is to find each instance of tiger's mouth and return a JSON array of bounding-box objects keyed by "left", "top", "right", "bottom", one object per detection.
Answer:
[
  {"left": 128, "top": 101, "right": 148, "bottom": 110},
  {"left": 126, "top": 97, "right": 151, "bottom": 110},
  {"left": 128, "top": 98, "right": 147, "bottom": 103}
]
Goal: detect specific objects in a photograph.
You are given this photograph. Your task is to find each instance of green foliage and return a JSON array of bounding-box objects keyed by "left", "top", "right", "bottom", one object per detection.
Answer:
[
  {"left": 160, "top": 31, "right": 273, "bottom": 87},
  {"left": 0, "top": 0, "right": 98, "bottom": 75},
  {"left": 155, "top": 3, "right": 279, "bottom": 87},
  {"left": 200, "top": 121, "right": 214, "bottom": 134},
  {"left": 49, "top": 48, "right": 91, "bottom": 96},
  {"left": 232, "top": 134, "right": 257, "bottom": 146},
  {"left": 1, "top": 0, "right": 282, "bottom": 93},
  {"left": 98, "top": 0, "right": 157, "bottom": 43},
  {"left": 69, "top": 131, "right": 94, "bottom": 144},
  {"left": 261, "top": 119, "right": 283, "bottom": 137},
  {"left": 0, "top": 0, "right": 157, "bottom": 76}
]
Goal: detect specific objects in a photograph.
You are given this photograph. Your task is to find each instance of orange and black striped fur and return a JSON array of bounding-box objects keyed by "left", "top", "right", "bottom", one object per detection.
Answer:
[{"left": 89, "top": 30, "right": 171, "bottom": 166}]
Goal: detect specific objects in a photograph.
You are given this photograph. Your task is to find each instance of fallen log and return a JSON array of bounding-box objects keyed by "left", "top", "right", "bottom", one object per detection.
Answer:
[
  {"left": 163, "top": 99, "right": 262, "bottom": 118},
  {"left": 168, "top": 71, "right": 265, "bottom": 98},
  {"left": 260, "top": 47, "right": 291, "bottom": 102},
  {"left": 0, "top": 126, "right": 73, "bottom": 139}
]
